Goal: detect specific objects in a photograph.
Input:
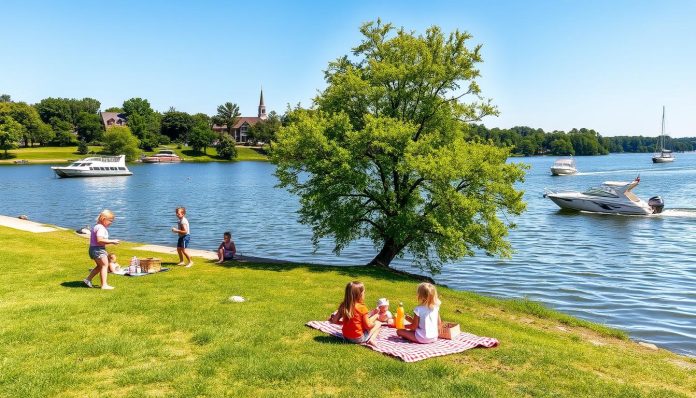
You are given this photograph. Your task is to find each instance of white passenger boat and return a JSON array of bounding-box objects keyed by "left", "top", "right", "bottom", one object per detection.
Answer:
[
  {"left": 51, "top": 155, "right": 132, "bottom": 178},
  {"left": 550, "top": 157, "right": 578, "bottom": 176},
  {"left": 544, "top": 177, "right": 664, "bottom": 215},
  {"left": 652, "top": 106, "right": 675, "bottom": 163}
]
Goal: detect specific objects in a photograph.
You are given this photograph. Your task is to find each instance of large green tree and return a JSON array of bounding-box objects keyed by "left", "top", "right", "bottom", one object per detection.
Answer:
[
  {"left": 0, "top": 116, "right": 24, "bottom": 157},
  {"left": 122, "top": 98, "right": 153, "bottom": 118},
  {"left": 213, "top": 102, "right": 240, "bottom": 136},
  {"left": 75, "top": 112, "right": 104, "bottom": 143},
  {"left": 272, "top": 21, "right": 526, "bottom": 272},
  {"left": 161, "top": 110, "right": 194, "bottom": 141}
]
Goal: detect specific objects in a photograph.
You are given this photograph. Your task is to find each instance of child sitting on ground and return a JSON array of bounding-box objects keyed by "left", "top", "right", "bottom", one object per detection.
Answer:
[
  {"left": 216, "top": 231, "right": 237, "bottom": 264},
  {"left": 329, "top": 281, "right": 382, "bottom": 346},
  {"left": 369, "top": 297, "right": 394, "bottom": 326},
  {"left": 396, "top": 282, "right": 442, "bottom": 344},
  {"left": 107, "top": 253, "right": 122, "bottom": 273}
]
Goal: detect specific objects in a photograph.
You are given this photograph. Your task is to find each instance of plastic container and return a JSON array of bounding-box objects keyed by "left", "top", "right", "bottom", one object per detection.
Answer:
[{"left": 395, "top": 302, "right": 405, "bottom": 329}]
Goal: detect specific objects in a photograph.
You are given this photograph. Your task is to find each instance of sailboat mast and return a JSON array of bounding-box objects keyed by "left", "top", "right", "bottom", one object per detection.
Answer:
[{"left": 661, "top": 105, "right": 665, "bottom": 150}]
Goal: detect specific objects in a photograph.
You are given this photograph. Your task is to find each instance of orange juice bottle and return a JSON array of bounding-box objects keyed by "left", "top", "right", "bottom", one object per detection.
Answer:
[{"left": 395, "top": 302, "right": 405, "bottom": 329}]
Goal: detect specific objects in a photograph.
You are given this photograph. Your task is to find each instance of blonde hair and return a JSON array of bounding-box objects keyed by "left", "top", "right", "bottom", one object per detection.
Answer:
[
  {"left": 417, "top": 282, "right": 440, "bottom": 309},
  {"left": 339, "top": 281, "right": 365, "bottom": 320},
  {"left": 176, "top": 207, "right": 186, "bottom": 215},
  {"left": 108, "top": 253, "right": 116, "bottom": 261},
  {"left": 96, "top": 209, "right": 114, "bottom": 224}
]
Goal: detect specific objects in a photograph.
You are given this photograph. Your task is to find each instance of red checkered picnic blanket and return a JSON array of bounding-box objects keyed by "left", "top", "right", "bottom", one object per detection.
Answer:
[{"left": 306, "top": 321, "right": 498, "bottom": 362}]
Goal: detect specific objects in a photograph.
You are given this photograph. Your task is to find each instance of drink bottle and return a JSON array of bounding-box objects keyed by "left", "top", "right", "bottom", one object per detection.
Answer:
[{"left": 395, "top": 302, "right": 405, "bottom": 329}]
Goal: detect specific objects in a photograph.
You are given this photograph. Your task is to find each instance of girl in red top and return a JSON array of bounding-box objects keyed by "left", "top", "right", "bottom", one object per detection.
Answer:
[{"left": 329, "top": 281, "right": 382, "bottom": 345}]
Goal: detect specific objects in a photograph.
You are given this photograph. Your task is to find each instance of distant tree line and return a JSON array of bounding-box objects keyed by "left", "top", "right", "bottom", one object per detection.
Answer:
[
  {"left": 468, "top": 124, "right": 695, "bottom": 156},
  {"left": 0, "top": 93, "right": 285, "bottom": 160}
]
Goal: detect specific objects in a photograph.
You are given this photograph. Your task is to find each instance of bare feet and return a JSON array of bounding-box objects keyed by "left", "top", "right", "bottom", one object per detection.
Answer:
[
  {"left": 83, "top": 279, "right": 93, "bottom": 288},
  {"left": 185, "top": 262, "right": 193, "bottom": 268},
  {"left": 216, "top": 260, "right": 224, "bottom": 264},
  {"left": 101, "top": 285, "right": 115, "bottom": 290},
  {"left": 176, "top": 262, "right": 186, "bottom": 266}
]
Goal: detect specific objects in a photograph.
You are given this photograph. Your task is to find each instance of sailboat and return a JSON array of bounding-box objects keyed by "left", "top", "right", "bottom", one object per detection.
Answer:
[{"left": 652, "top": 106, "right": 675, "bottom": 163}]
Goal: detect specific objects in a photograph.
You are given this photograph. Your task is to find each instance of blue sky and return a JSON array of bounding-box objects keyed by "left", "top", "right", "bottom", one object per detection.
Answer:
[{"left": 1, "top": 1, "right": 695, "bottom": 136}]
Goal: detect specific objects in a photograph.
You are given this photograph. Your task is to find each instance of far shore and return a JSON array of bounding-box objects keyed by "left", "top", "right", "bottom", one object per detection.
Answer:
[{"left": 0, "top": 144, "right": 268, "bottom": 164}]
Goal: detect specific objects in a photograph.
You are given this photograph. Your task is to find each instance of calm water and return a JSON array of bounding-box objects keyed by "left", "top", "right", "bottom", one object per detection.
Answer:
[{"left": 1, "top": 153, "right": 695, "bottom": 356}]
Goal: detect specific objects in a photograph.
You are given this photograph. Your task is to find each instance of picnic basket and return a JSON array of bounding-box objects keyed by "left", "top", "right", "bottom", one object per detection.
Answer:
[
  {"left": 438, "top": 322, "right": 461, "bottom": 340},
  {"left": 139, "top": 257, "right": 161, "bottom": 273}
]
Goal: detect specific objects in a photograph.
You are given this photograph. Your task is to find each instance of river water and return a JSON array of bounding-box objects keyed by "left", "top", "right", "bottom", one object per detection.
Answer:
[{"left": 0, "top": 153, "right": 694, "bottom": 356}]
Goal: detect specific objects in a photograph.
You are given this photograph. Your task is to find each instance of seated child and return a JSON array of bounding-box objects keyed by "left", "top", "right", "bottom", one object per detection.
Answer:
[
  {"left": 107, "top": 253, "right": 122, "bottom": 274},
  {"left": 216, "top": 231, "right": 237, "bottom": 264},
  {"left": 369, "top": 298, "right": 394, "bottom": 326},
  {"left": 396, "top": 282, "right": 442, "bottom": 344},
  {"left": 328, "top": 281, "right": 382, "bottom": 346}
]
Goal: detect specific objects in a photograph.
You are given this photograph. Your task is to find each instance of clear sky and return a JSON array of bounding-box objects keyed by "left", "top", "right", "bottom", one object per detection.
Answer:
[{"left": 2, "top": 0, "right": 695, "bottom": 137}]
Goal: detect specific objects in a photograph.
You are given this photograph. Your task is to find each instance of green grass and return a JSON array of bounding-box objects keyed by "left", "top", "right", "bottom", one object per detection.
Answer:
[
  {"left": 0, "top": 144, "right": 268, "bottom": 164},
  {"left": 0, "top": 226, "right": 694, "bottom": 397},
  {"left": 0, "top": 146, "right": 101, "bottom": 164},
  {"left": 150, "top": 144, "right": 268, "bottom": 162}
]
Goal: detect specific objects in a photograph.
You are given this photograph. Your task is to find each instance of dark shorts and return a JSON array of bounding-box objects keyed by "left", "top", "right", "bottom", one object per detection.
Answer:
[
  {"left": 223, "top": 250, "right": 234, "bottom": 260},
  {"left": 89, "top": 246, "right": 108, "bottom": 260},
  {"left": 177, "top": 234, "right": 190, "bottom": 248}
]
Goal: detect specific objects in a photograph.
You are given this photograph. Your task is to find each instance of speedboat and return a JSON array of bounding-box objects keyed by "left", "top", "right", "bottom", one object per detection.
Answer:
[
  {"left": 550, "top": 157, "right": 577, "bottom": 176},
  {"left": 141, "top": 149, "right": 181, "bottom": 163},
  {"left": 543, "top": 177, "right": 664, "bottom": 215},
  {"left": 51, "top": 155, "right": 132, "bottom": 178}
]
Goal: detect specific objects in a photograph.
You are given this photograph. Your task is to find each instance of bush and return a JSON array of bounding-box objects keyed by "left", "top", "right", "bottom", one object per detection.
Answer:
[
  {"left": 77, "top": 140, "right": 89, "bottom": 155},
  {"left": 215, "top": 133, "right": 237, "bottom": 160},
  {"left": 102, "top": 126, "right": 140, "bottom": 161}
]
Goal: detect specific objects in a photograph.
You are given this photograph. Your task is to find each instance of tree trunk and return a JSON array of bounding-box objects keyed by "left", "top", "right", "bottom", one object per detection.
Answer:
[{"left": 368, "top": 238, "right": 401, "bottom": 268}]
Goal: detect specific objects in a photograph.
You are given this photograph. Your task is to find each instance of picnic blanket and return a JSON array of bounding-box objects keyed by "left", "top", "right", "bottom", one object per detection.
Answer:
[
  {"left": 306, "top": 321, "right": 498, "bottom": 362},
  {"left": 124, "top": 267, "right": 170, "bottom": 277}
]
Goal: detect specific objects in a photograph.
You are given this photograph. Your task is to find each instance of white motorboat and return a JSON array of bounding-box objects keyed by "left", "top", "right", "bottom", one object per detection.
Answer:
[
  {"left": 544, "top": 177, "right": 664, "bottom": 215},
  {"left": 51, "top": 155, "right": 132, "bottom": 178},
  {"left": 141, "top": 149, "right": 181, "bottom": 163},
  {"left": 652, "top": 106, "right": 675, "bottom": 163},
  {"left": 550, "top": 157, "right": 578, "bottom": 176}
]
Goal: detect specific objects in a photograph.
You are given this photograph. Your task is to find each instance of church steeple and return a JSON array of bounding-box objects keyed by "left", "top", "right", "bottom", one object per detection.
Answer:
[{"left": 258, "top": 88, "right": 267, "bottom": 120}]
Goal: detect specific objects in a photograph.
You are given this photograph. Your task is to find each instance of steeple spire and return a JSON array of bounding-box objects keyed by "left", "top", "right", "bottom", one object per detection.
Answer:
[{"left": 258, "top": 87, "right": 267, "bottom": 119}]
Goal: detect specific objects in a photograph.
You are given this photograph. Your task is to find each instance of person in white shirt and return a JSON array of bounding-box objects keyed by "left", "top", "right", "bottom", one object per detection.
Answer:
[
  {"left": 397, "top": 282, "right": 442, "bottom": 344},
  {"left": 171, "top": 207, "right": 193, "bottom": 267}
]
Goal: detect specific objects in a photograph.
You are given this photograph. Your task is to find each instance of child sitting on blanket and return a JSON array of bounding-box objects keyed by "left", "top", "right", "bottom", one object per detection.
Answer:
[
  {"left": 397, "top": 282, "right": 442, "bottom": 344},
  {"left": 328, "top": 281, "right": 382, "bottom": 346},
  {"left": 107, "top": 253, "right": 121, "bottom": 273},
  {"left": 369, "top": 297, "right": 394, "bottom": 327}
]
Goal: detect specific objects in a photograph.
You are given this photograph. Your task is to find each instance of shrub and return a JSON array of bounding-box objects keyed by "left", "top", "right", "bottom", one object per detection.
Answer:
[{"left": 215, "top": 133, "right": 237, "bottom": 160}]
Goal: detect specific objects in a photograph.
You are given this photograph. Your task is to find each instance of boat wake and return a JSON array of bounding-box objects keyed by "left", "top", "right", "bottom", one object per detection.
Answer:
[
  {"left": 657, "top": 209, "right": 696, "bottom": 218},
  {"left": 577, "top": 166, "right": 693, "bottom": 176}
]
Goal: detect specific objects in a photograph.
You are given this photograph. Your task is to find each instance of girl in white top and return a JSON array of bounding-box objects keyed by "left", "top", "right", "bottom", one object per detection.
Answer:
[{"left": 397, "top": 282, "right": 442, "bottom": 344}]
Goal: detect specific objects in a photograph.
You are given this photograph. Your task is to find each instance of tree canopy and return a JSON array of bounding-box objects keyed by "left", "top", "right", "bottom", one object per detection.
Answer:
[
  {"left": 272, "top": 20, "right": 527, "bottom": 272},
  {"left": 212, "top": 102, "right": 240, "bottom": 136},
  {"left": 102, "top": 126, "right": 140, "bottom": 161}
]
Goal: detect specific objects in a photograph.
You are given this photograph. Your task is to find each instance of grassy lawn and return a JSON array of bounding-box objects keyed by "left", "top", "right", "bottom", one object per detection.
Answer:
[
  {"left": 0, "top": 226, "right": 694, "bottom": 397},
  {"left": 152, "top": 145, "right": 268, "bottom": 162},
  {"left": 1, "top": 145, "right": 268, "bottom": 164},
  {"left": 0, "top": 146, "right": 100, "bottom": 164}
]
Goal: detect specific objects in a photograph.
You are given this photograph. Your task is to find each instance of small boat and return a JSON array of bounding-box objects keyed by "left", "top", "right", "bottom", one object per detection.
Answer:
[
  {"left": 652, "top": 106, "right": 675, "bottom": 163},
  {"left": 141, "top": 149, "right": 181, "bottom": 163},
  {"left": 550, "top": 157, "right": 577, "bottom": 176},
  {"left": 544, "top": 177, "right": 664, "bottom": 215},
  {"left": 51, "top": 155, "right": 132, "bottom": 178}
]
